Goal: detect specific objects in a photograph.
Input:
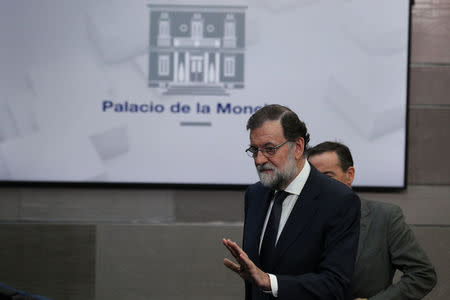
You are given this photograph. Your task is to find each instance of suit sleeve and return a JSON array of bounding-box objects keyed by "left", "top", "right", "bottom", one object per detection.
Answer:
[
  {"left": 369, "top": 206, "right": 437, "bottom": 300},
  {"left": 276, "top": 193, "right": 361, "bottom": 300}
]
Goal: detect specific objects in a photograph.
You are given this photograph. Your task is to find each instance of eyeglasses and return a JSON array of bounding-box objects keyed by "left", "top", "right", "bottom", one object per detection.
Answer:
[{"left": 245, "top": 141, "right": 289, "bottom": 158}]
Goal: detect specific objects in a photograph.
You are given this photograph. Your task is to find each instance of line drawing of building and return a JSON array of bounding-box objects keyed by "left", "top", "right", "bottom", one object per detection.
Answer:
[{"left": 148, "top": 4, "right": 247, "bottom": 96}]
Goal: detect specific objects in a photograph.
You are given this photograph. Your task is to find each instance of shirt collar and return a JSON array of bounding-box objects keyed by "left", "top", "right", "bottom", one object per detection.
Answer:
[{"left": 283, "top": 160, "right": 311, "bottom": 196}]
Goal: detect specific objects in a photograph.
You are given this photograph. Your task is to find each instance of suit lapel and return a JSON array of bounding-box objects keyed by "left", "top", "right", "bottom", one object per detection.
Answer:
[
  {"left": 247, "top": 188, "right": 274, "bottom": 267},
  {"left": 270, "top": 168, "right": 321, "bottom": 271},
  {"left": 355, "top": 199, "right": 371, "bottom": 264}
]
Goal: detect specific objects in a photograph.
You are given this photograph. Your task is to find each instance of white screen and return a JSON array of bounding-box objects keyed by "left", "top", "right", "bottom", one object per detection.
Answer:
[{"left": 0, "top": 0, "right": 409, "bottom": 188}]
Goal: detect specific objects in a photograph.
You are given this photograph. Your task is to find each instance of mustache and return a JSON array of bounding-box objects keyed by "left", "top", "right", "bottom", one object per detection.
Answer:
[{"left": 257, "top": 163, "right": 276, "bottom": 172}]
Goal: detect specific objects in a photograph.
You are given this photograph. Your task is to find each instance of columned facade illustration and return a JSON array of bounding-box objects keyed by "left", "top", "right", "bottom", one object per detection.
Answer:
[{"left": 148, "top": 5, "right": 246, "bottom": 95}]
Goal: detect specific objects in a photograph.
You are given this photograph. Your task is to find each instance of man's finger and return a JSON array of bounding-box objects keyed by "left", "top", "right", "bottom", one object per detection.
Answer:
[
  {"left": 224, "top": 258, "right": 241, "bottom": 273},
  {"left": 228, "top": 239, "right": 243, "bottom": 252},
  {"left": 223, "top": 239, "right": 241, "bottom": 258},
  {"left": 227, "top": 239, "right": 245, "bottom": 256},
  {"left": 225, "top": 239, "right": 251, "bottom": 267},
  {"left": 223, "top": 240, "right": 237, "bottom": 258},
  {"left": 238, "top": 253, "right": 252, "bottom": 270}
]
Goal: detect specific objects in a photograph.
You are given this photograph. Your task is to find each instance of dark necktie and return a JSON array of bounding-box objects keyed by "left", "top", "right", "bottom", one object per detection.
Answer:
[{"left": 260, "top": 190, "right": 290, "bottom": 271}]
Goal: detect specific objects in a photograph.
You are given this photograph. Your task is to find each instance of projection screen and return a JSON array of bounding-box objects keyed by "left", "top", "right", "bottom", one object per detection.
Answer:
[{"left": 0, "top": 0, "right": 410, "bottom": 188}]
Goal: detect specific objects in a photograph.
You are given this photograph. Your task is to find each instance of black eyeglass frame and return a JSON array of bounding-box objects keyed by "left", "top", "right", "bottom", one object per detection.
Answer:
[{"left": 245, "top": 140, "right": 289, "bottom": 158}]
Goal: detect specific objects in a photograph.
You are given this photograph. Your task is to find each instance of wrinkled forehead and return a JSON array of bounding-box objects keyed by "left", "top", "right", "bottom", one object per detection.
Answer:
[{"left": 249, "top": 120, "right": 284, "bottom": 145}]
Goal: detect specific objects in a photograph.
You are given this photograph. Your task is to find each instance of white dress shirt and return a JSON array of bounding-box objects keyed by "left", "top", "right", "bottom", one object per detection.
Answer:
[{"left": 259, "top": 160, "right": 311, "bottom": 297}]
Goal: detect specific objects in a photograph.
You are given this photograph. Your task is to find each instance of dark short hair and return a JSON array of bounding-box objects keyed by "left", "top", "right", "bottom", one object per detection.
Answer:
[
  {"left": 308, "top": 141, "right": 354, "bottom": 172},
  {"left": 246, "top": 104, "right": 310, "bottom": 149}
]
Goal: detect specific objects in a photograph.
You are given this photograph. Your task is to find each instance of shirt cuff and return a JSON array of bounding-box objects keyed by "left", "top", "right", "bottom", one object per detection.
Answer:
[{"left": 268, "top": 273, "right": 278, "bottom": 297}]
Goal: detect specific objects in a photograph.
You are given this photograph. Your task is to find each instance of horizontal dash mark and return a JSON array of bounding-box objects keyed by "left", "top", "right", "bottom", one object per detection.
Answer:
[{"left": 180, "top": 121, "right": 212, "bottom": 127}]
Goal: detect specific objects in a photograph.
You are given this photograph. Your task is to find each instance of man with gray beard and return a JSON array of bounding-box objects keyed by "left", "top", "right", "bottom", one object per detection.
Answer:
[{"left": 223, "top": 104, "right": 361, "bottom": 300}]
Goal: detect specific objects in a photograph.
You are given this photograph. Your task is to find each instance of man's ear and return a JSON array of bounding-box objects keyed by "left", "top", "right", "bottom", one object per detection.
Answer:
[
  {"left": 294, "top": 138, "right": 305, "bottom": 159},
  {"left": 345, "top": 166, "right": 355, "bottom": 187}
]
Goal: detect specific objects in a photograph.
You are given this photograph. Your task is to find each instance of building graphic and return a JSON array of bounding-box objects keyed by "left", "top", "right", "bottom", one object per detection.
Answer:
[{"left": 148, "top": 4, "right": 247, "bottom": 96}]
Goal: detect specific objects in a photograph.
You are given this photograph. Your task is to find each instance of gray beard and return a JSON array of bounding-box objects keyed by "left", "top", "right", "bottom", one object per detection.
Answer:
[{"left": 257, "top": 153, "right": 298, "bottom": 190}]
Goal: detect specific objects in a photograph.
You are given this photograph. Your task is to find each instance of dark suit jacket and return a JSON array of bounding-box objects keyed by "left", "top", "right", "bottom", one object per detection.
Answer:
[
  {"left": 351, "top": 199, "right": 437, "bottom": 300},
  {"left": 243, "top": 166, "right": 361, "bottom": 300}
]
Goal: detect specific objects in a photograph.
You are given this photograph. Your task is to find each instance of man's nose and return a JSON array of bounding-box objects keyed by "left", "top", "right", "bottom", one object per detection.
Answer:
[{"left": 254, "top": 150, "right": 268, "bottom": 165}]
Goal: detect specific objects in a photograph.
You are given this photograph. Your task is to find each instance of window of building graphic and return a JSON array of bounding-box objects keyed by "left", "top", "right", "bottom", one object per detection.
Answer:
[
  {"left": 224, "top": 14, "right": 236, "bottom": 38},
  {"left": 159, "top": 13, "right": 170, "bottom": 37},
  {"left": 191, "top": 13, "right": 203, "bottom": 38},
  {"left": 191, "top": 58, "right": 203, "bottom": 73},
  {"left": 158, "top": 55, "right": 170, "bottom": 76},
  {"left": 224, "top": 56, "right": 235, "bottom": 77},
  {"left": 192, "top": 21, "right": 203, "bottom": 38},
  {"left": 159, "top": 21, "right": 170, "bottom": 36},
  {"left": 225, "top": 22, "right": 235, "bottom": 37}
]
